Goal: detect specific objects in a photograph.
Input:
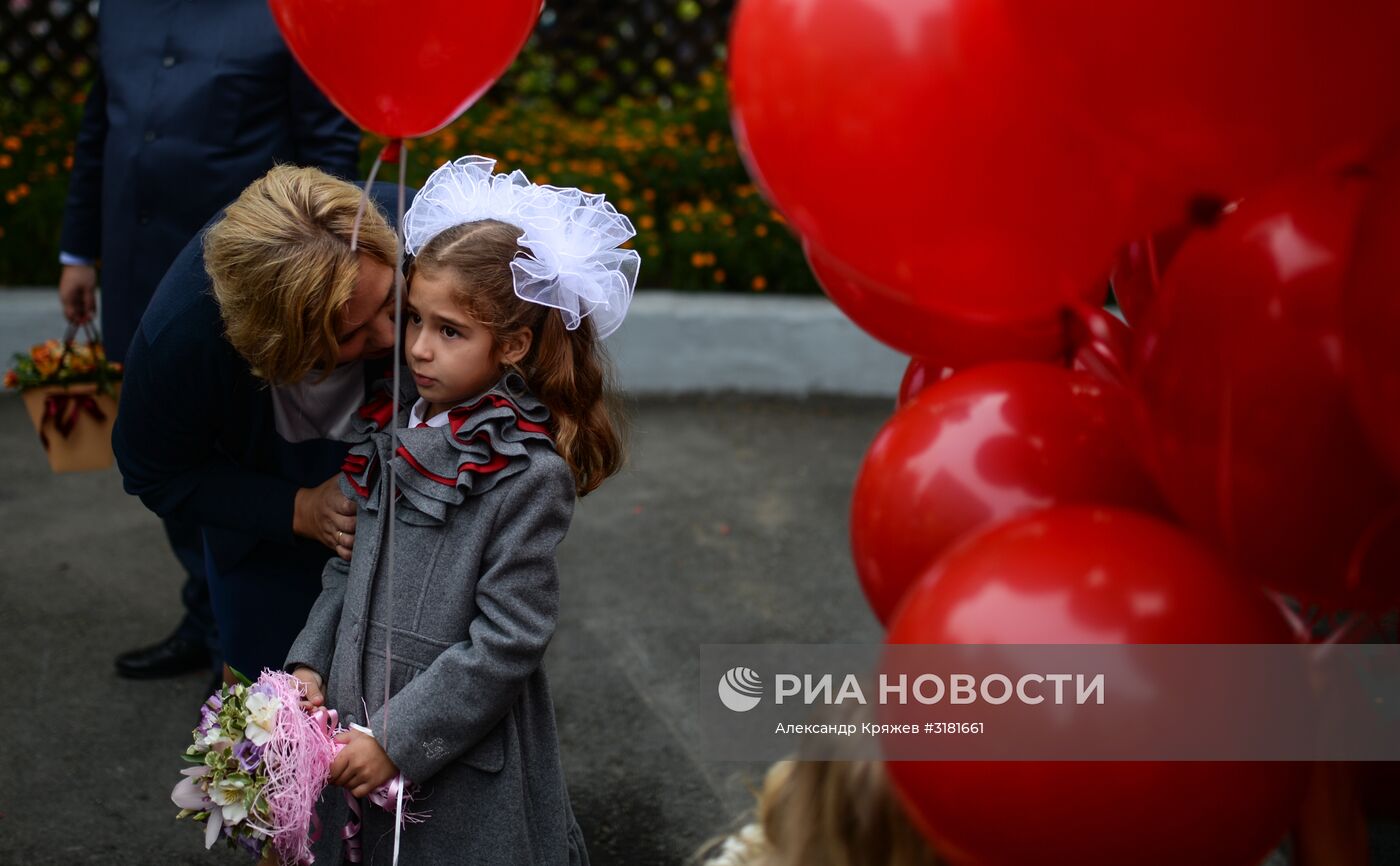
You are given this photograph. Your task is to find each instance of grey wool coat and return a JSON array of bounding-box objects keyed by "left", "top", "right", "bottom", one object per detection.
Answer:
[{"left": 286, "top": 370, "right": 589, "bottom": 865}]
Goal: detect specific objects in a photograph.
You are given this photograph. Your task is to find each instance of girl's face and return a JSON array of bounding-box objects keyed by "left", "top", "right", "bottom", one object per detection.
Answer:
[{"left": 404, "top": 270, "right": 529, "bottom": 411}]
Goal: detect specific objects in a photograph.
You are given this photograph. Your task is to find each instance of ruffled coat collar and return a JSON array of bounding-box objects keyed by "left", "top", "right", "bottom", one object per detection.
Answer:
[{"left": 340, "top": 370, "right": 555, "bottom": 525}]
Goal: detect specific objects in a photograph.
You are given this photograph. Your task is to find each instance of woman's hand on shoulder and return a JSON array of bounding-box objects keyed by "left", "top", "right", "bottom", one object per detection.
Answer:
[
  {"left": 294, "top": 473, "right": 356, "bottom": 560},
  {"left": 291, "top": 666, "right": 325, "bottom": 710}
]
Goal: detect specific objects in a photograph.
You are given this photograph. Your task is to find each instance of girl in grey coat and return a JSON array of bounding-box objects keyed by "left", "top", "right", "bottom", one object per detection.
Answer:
[{"left": 286, "top": 155, "right": 638, "bottom": 865}]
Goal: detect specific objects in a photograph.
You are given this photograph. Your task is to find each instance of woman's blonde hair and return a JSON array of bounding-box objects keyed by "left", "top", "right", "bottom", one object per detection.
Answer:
[
  {"left": 694, "top": 760, "right": 940, "bottom": 866},
  {"left": 409, "top": 219, "right": 626, "bottom": 497},
  {"left": 204, "top": 164, "right": 398, "bottom": 384}
]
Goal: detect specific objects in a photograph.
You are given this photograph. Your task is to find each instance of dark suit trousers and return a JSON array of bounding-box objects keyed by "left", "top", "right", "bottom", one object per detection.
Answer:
[{"left": 164, "top": 515, "right": 219, "bottom": 662}]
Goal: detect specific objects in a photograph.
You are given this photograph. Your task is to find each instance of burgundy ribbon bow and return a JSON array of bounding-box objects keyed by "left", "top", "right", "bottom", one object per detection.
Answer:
[{"left": 39, "top": 393, "right": 105, "bottom": 450}]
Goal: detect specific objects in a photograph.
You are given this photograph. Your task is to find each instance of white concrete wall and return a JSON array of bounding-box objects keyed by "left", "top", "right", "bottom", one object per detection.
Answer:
[{"left": 1, "top": 288, "right": 906, "bottom": 398}]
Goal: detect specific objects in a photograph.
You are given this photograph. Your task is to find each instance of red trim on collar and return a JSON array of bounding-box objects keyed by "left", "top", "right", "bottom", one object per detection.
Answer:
[
  {"left": 447, "top": 393, "right": 552, "bottom": 438},
  {"left": 394, "top": 436, "right": 511, "bottom": 486},
  {"left": 356, "top": 391, "right": 397, "bottom": 432},
  {"left": 341, "top": 452, "right": 372, "bottom": 498}
]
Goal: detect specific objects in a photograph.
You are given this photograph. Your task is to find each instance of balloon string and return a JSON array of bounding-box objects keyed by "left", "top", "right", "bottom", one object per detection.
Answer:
[
  {"left": 345, "top": 137, "right": 411, "bottom": 864},
  {"left": 384, "top": 137, "right": 409, "bottom": 866},
  {"left": 1345, "top": 500, "right": 1400, "bottom": 594},
  {"left": 1215, "top": 380, "right": 1236, "bottom": 549},
  {"left": 1311, "top": 613, "right": 1373, "bottom": 669},
  {"left": 1144, "top": 235, "right": 1162, "bottom": 291},
  {"left": 350, "top": 142, "right": 393, "bottom": 252},
  {"left": 1266, "top": 591, "right": 1314, "bottom": 644},
  {"left": 1320, "top": 614, "right": 1367, "bottom": 646}
]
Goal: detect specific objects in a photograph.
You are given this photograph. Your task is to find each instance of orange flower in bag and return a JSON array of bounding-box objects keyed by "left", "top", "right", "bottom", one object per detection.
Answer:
[{"left": 31, "top": 341, "right": 61, "bottom": 378}]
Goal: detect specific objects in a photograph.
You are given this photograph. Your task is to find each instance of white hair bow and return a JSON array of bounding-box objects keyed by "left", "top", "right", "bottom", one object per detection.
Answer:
[{"left": 403, "top": 155, "right": 640, "bottom": 340}]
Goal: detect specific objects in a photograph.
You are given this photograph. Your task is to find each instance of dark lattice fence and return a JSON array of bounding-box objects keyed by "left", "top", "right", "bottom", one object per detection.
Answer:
[
  {"left": 1, "top": 0, "right": 734, "bottom": 113},
  {"left": 0, "top": 0, "right": 98, "bottom": 109},
  {"left": 516, "top": 0, "right": 734, "bottom": 111}
]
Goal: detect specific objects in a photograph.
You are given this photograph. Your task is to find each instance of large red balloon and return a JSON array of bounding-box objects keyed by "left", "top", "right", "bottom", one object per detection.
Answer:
[
  {"left": 732, "top": 0, "right": 1400, "bottom": 322},
  {"left": 731, "top": 0, "right": 1129, "bottom": 322},
  {"left": 811, "top": 241, "right": 1134, "bottom": 383},
  {"left": 806, "top": 241, "right": 1067, "bottom": 368},
  {"left": 851, "top": 363, "right": 1162, "bottom": 625},
  {"left": 270, "top": 0, "right": 538, "bottom": 138},
  {"left": 1343, "top": 153, "right": 1400, "bottom": 482},
  {"left": 884, "top": 506, "right": 1307, "bottom": 866},
  {"left": 1009, "top": 2, "right": 1400, "bottom": 231},
  {"left": 1135, "top": 169, "right": 1400, "bottom": 612}
]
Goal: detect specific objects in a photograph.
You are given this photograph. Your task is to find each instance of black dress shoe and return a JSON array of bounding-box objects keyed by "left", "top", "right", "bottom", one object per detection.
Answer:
[{"left": 114, "top": 634, "right": 211, "bottom": 679}]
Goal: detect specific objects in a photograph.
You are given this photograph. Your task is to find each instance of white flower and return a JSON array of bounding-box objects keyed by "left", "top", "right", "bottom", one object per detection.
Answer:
[
  {"left": 243, "top": 692, "right": 282, "bottom": 747},
  {"left": 210, "top": 778, "right": 249, "bottom": 825},
  {"left": 205, "top": 805, "right": 223, "bottom": 849},
  {"left": 170, "top": 770, "right": 212, "bottom": 811}
]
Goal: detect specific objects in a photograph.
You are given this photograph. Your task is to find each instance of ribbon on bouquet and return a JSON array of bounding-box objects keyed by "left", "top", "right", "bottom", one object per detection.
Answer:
[
  {"left": 38, "top": 392, "right": 106, "bottom": 450},
  {"left": 305, "top": 708, "right": 427, "bottom": 864},
  {"left": 340, "top": 773, "right": 420, "bottom": 863}
]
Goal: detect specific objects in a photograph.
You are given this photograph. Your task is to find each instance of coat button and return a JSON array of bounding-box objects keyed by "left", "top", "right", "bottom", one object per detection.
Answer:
[{"left": 162, "top": 55, "right": 176, "bottom": 68}]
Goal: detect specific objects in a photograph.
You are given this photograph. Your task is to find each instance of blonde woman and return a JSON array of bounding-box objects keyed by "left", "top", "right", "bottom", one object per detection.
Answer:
[{"left": 112, "top": 165, "right": 410, "bottom": 682}]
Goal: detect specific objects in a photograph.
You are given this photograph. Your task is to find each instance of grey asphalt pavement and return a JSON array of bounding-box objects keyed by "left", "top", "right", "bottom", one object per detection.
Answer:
[
  {"left": 0, "top": 391, "right": 887, "bottom": 865},
  {"left": 3, "top": 384, "right": 1399, "bottom": 866}
]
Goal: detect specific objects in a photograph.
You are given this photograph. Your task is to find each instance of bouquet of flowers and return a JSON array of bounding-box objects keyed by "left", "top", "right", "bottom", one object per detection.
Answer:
[
  {"left": 4, "top": 327, "right": 123, "bottom": 472},
  {"left": 172, "top": 670, "right": 338, "bottom": 864},
  {"left": 174, "top": 669, "right": 427, "bottom": 864},
  {"left": 3, "top": 337, "right": 122, "bottom": 391}
]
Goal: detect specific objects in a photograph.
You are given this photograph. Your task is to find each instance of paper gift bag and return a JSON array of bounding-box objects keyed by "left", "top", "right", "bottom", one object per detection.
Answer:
[{"left": 21, "top": 382, "right": 121, "bottom": 473}]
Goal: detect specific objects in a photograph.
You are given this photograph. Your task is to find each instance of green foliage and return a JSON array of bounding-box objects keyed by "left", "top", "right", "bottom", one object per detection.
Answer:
[
  {"left": 2, "top": 59, "right": 818, "bottom": 295},
  {"left": 0, "top": 98, "right": 82, "bottom": 286}
]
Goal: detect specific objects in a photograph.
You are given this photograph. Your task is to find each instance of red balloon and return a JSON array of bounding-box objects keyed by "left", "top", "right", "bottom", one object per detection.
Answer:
[
  {"left": 1010, "top": 2, "right": 1400, "bottom": 231},
  {"left": 806, "top": 242, "right": 1068, "bottom": 368},
  {"left": 1065, "top": 301, "right": 1133, "bottom": 386},
  {"left": 1135, "top": 169, "right": 1400, "bottom": 612},
  {"left": 896, "top": 359, "right": 954, "bottom": 410},
  {"left": 1109, "top": 225, "right": 1192, "bottom": 326},
  {"left": 1343, "top": 153, "right": 1400, "bottom": 482},
  {"left": 270, "top": 0, "right": 538, "bottom": 138},
  {"left": 851, "top": 363, "right": 1163, "bottom": 625},
  {"left": 885, "top": 506, "right": 1307, "bottom": 866},
  {"left": 731, "top": 0, "right": 1128, "bottom": 322}
]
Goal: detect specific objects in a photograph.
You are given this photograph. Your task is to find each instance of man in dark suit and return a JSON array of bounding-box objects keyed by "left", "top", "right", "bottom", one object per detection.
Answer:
[{"left": 57, "top": 0, "right": 361, "bottom": 684}]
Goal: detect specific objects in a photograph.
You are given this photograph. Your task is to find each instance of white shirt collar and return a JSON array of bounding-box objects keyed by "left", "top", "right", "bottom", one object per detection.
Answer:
[
  {"left": 408, "top": 397, "right": 452, "bottom": 429},
  {"left": 268, "top": 360, "right": 365, "bottom": 443}
]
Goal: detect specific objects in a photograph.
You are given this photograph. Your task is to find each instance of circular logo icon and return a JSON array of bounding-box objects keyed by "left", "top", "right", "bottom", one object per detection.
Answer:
[{"left": 718, "top": 666, "right": 763, "bottom": 712}]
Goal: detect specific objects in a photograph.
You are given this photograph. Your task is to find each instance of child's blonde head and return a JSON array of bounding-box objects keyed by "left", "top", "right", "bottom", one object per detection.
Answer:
[
  {"left": 698, "top": 760, "right": 940, "bottom": 866},
  {"left": 410, "top": 219, "right": 625, "bottom": 496},
  {"left": 204, "top": 165, "right": 398, "bottom": 384}
]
